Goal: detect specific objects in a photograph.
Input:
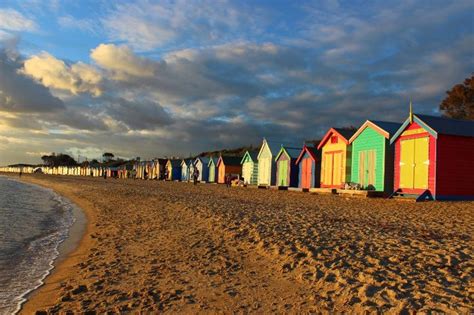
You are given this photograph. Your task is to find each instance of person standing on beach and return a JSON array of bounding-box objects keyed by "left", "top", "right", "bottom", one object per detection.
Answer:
[
  {"left": 19, "top": 169, "right": 22, "bottom": 177},
  {"left": 225, "top": 174, "right": 231, "bottom": 188},
  {"left": 193, "top": 168, "right": 200, "bottom": 185}
]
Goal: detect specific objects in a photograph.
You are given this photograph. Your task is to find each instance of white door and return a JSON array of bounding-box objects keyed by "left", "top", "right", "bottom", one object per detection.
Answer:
[
  {"left": 242, "top": 162, "right": 252, "bottom": 184},
  {"left": 259, "top": 158, "right": 269, "bottom": 185}
]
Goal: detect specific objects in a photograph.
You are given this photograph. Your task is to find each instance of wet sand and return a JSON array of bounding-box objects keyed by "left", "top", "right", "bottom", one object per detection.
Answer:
[{"left": 14, "top": 174, "right": 474, "bottom": 313}]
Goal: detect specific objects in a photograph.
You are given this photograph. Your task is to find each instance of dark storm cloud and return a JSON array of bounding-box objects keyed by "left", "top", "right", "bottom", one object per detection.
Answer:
[{"left": 0, "top": 50, "right": 64, "bottom": 113}]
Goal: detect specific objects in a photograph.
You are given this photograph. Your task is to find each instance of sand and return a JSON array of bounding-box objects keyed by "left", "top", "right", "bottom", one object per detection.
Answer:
[{"left": 12, "top": 174, "right": 474, "bottom": 313}]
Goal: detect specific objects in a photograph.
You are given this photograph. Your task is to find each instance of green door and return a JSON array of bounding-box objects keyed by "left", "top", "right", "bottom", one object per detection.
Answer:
[
  {"left": 278, "top": 160, "right": 288, "bottom": 186},
  {"left": 209, "top": 166, "right": 215, "bottom": 182}
]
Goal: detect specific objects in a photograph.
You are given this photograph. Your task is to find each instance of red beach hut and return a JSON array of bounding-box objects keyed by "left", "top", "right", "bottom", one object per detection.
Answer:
[
  {"left": 390, "top": 111, "right": 474, "bottom": 200},
  {"left": 295, "top": 144, "right": 321, "bottom": 190},
  {"left": 217, "top": 156, "right": 242, "bottom": 184}
]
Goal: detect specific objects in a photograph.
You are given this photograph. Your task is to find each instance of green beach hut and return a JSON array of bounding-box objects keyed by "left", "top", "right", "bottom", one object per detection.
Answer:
[
  {"left": 240, "top": 150, "right": 259, "bottom": 185},
  {"left": 348, "top": 120, "right": 401, "bottom": 193},
  {"left": 207, "top": 157, "right": 218, "bottom": 183},
  {"left": 275, "top": 145, "right": 302, "bottom": 187}
]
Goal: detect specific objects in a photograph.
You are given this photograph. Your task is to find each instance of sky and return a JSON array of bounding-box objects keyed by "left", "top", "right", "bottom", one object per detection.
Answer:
[{"left": 0, "top": 0, "right": 473, "bottom": 165}]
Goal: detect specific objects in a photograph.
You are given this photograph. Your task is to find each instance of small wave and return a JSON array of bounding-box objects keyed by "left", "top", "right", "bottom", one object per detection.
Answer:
[{"left": 0, "top": 179, "right": 76, "bottom": 315}]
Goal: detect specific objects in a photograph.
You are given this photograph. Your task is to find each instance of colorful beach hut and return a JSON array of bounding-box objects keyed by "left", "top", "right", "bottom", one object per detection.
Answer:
[
  {"left": 257, "top": 139, "right": 279, "bottom": 187},
  {"left": 156, "top": 158, "right": 167, "bottom": 180},
  {"left": 317, "top": 128, "right": 356, "bottom": 188},
  {"left": 180, "top": 159, "right": 192, "bottom": 181},
  {"left": 348, "top": 120, "right": 401, "bottom": 193},
  {"left": 208, "top": 157, "right": 218, "bottom": 183},
  {"left": 275, "top": 146, "right": 302, "bottom": 187},
  {"left": 166, "top": 159, "right": 182, "bottom": 181},
  {"left": 390, "top": 112, "right": 474, "bottom": 200},
  {"left": 295, "top": 144, "right": 321, "bottom": 190},
  {"left": 194, "top": 157, "right": 210, "bottom": 182},
  {"left": 240, "top": 151, "right": 259, "bottom": 185},
  {"left": 217, "top": 156, "right": 242, "bottom": 184}
]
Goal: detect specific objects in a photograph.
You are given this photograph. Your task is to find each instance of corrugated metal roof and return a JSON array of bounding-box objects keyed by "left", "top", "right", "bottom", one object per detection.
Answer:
[
  {"left": 417, "top": 114, "right": 474, "bottom": 137},
  {"left": 334, "top": 128, "right": 357, "bottom": 140},
  {"left": 196, "top": 156, "right": 210, "bottom": 164},
  {"left": 370, "top": 120, "right": 403, "bottom": 136}
]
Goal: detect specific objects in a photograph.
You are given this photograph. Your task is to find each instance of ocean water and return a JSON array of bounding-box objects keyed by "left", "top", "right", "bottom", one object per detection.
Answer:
[{"left": 0, "top": 176, "right": 75, "bottom": 314}]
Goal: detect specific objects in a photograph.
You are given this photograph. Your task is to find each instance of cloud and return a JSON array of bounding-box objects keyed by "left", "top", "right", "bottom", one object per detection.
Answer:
[
  {"left": 1, "top": 1, "right": 474, "bottom": 166},
  {"left": 57, "top": 15, "right": 98, "bottom": 34},
  {"left": 0, "top": 51, "right": 64, "bottom": 113},
  {"left": 102, "top": 0, "right": 268, "bottom": 50},
  {"left": 90, "top": 44, "right": 155, "bottom": 78},
  {"left": 0, "top": 8, "right": 36, "bottom": 33},
  {"left": 103, "top": 98, "right": 173, "bottom": 130},
  {"left": 22, "top": 52, "right": 103, "bottom": 96}
]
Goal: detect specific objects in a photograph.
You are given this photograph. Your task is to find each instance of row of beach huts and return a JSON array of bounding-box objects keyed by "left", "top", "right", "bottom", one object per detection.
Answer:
[{"left": 1, "top": 111, "right": 474, "bottom": 201}]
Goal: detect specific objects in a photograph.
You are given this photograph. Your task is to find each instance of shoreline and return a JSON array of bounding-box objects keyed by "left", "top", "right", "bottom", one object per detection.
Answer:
[{"left": 13, "top": 175, "right": 96, "bottom": 314}]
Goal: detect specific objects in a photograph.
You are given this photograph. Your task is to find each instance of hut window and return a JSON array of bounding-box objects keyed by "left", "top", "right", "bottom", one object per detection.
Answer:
[{"left": 330, "top": 136, "right": 338, "bottom": 144}]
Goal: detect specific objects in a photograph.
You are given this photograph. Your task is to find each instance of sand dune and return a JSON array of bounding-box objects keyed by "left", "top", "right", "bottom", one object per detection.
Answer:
[{"left": 17, "top": 174, "right": 473, "bottom": 313}]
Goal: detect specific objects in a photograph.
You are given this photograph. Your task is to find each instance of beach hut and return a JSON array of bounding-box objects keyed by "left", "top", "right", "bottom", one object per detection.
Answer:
[
  {"left": 390, "top": 111, "right": 474, "bottom": 200},
  {"left": 317, "top": 128, "right": 356, "bottom": 188},
  {"left": 257, "top": 139, "right": 279, "bottom": 187},
  {"left": 348, "top": 120, "right": 402, "bottom": 193},
  {"left": 194, "top": 157, "right": 210, "bottom": 182},
  {"left": 208, "top": 157, "right": 218, "bottom": 183},
  {"left": 181, "top": 159, "right": 192, "bottom": 181},
  {"left": 240, "top": 151, "right": 259, "bottom": 185},
  {"left": 295, "top": 144, "right": 321, "bottom": 190},
  {"left": 153, "top": 158, "right": 167, "bottom": 180},
  {"left": 166, "top": 159, "right": 182, "bottom": 181},
  {"left": 217, "top": 156, "right": 242, "bottom": 184},
  {"left": 275, "top": 146, "right": 302, "bottom": 187},
  {"left": 134, "top": 161, "right": 147, "bottom": 179}
]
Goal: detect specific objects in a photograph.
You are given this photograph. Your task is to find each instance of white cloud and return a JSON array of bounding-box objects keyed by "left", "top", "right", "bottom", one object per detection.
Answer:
[
  {"left": 102, "top": 0, "right": 266, "bottom": 51},
  {"left": 90, "top": 44, "right": 155, "bottom": 78},
  {"left": 0, "top": 8, "right": 36, "bottom": 32},
  {"left": 57, "top": 15, "right": 97, "bottom": 34},
  {"left": 22, "top": 52, "right": 103, "bottom": 96}
]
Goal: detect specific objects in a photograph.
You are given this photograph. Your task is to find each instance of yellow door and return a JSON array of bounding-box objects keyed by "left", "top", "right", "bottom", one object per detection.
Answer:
[
  {"left": 414, "top": 137, "right": 429, "bottom": 189},
  {"left": 400, "top": 139, "right": 414, "bottom": 188},
  {"left": 323, "top": 153, "right": 332, "bottom": 185},
  {"left": 333, "top": 152, "right": 342, "bottom": 186}
]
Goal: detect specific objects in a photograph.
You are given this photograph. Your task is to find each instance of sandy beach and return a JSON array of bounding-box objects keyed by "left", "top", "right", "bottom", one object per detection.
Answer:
[{"left": 11, "top": 174, "right": 474, "bottom": 313}]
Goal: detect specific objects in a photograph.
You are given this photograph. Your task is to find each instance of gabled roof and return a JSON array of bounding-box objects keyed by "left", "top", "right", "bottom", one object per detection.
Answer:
[
  {"left": 257, "top": 138, "right": 280, "bottom": 159},
  {"left": 390, "top": 114, "right": 474, "bottom": 143},
  {"left": 317, "top": 128, "right": 356, "bottom": 149},
  {"left": 217, "top": 156, "right": 242, "bottom": 167},
  {"left": 349, "top": 120, "right": 402, "bottom": 143},
  {"left": 240, "top": 150, "right": 259, "bottom": 164},
  {"left": 195, "top": 156, "right": 210, "bottom": 165},
  {"left": 295, "top": 144, "right": 319, "bottom": 164},
  {"left": 167, "top": 159, "right": 182, "bottom": 167},
  {"left": 207, "top": 157, "right": 217, "bottom": 167},
  {"left": 275, "top": 145, "right": 302, "bottom": 161},
  {"left": 156, "top": 158, "right": 167, "bottom": 164}
]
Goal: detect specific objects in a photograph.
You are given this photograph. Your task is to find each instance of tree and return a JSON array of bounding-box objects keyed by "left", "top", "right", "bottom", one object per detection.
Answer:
[
  {"left": 41, "top": 153, "right": 78, "bottom": 167},
  {"left": 102, "top": 152, "right": 115, "bottom": 162},
  {"left": 440, "top": 74, "right": 474, "bottom": 120}
]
